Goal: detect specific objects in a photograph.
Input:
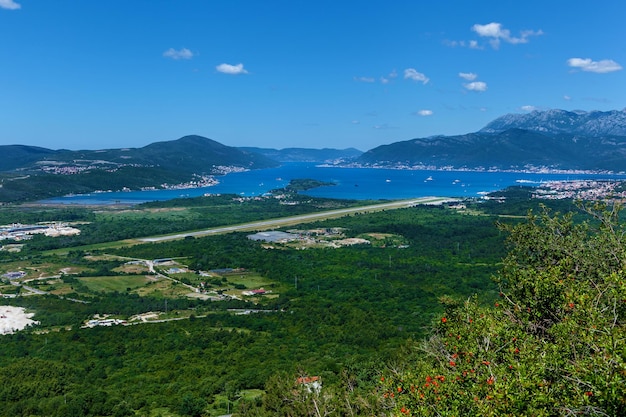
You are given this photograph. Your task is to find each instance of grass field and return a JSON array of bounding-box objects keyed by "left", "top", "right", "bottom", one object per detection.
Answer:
[
  {"left": 1, "top": 260, "right": 86, "bottom": 281},
  {"left": 133, "top": 277, "right": 191, "bottom": 298},
  {"left": 78, "top": 275, "right": 153, "bottom": 293},
  {"left": 0, "top": 284, "right": 19, "bottom": 294},
  {"left": 94, "top": 207, "right": 194, "bottom": 222},
  {"left": 222, "top": 271, "right": 273, "bottom": 290}
]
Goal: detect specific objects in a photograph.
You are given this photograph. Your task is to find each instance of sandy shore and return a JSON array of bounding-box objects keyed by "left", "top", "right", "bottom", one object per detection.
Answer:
[{"left": 0, "top": 306, "right": 39, "bottom": 334}]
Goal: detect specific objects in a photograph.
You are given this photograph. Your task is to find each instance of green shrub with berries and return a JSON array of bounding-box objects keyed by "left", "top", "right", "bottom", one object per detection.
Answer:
[{"left": 381, "top": 204, "right": 626, "bottom": 416}]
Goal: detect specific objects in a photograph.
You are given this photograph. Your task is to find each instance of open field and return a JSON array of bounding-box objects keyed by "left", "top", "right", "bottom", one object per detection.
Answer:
[
  {"left": 78, "top": 275, "right": 155, "bottom": 293},
  {"left": 222, "top": 271, "right": 274, "bottom": 290},
  {"left": 132, "top": 276, "right": 192, "bottom": 298}
]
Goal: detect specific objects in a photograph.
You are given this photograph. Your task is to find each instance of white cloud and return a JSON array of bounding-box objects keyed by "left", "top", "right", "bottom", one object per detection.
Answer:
[
  {"left": 163, "top": 48, "right": 194, "bottom": 60},
  {"left": 469, "top": 40, "right": 481, "bottom": 49},
  {"left": 0, "top": 0, "right": 20, "bottom": 9},
  {"left": 472, "top": 22, "right": 511, "bottom": 39},
  {"left": 521, "top": 105, "right": 537, "bottom": 112},
  {"left": 415, "top": 110, "right": 433, "bottom": 116},
  {"left": 404, "top": 68, "right": 429, "bottom": 84},
  {"left": 471, "top": 22, "right": 543, "bottom": 49},
  {"left": 459, "top": 72, "right": 477, "bottom": 81},
  {"left": 567, "top": 57, "right": 622, "bottom": 73},
  {"left": 380, "top": 70, "right": 398, "bottom": 84},
  {"left": 216, "top": 63, "right": 248, "bottom": 75},
  {"left": 563, "top": 95, "right": 571, "bottom": 101},
  {"left": 354, "top": 76, "right": 375, "bottom": 83},
  {"left": 463, "top": 81, "right": 488, "bottom": 92},
  {"left": 351, "top": 120, "right": 360, "bottom": 125}
]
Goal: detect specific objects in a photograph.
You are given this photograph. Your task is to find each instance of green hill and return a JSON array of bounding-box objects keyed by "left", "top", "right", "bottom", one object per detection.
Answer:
[
  {"left": 0, "top": 144, "right": 61, "bottom": 171},
  {"left": 0, "top": 135, "right": 279, "bottom": 203}
]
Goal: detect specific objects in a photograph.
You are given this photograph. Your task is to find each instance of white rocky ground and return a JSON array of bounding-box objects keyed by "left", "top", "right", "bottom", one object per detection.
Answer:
[{"left": 0, "top": 306, "right": 39, "bottom": 334}]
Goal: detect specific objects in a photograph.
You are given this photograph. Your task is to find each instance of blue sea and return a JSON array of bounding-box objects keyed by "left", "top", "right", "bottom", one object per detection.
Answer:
[{"left": 41, "top": 162, "right": 626, "bottom": 205}]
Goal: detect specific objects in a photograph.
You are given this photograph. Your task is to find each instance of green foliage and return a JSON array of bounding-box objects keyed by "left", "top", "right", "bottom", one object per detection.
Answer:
[
  {"left": 177, "top": 393, "right": 207, "bottom": 417},
  {"left": 381, "top": 204, "right": 626, "bottom": 416},
  {"left": 0, "top": 202, "right": 508, "bottom": 416},
  {"left": 0, "top": 206, "right": 95, "bottom": 224},
  {"left": 5, "top": 194, "right": 623, "bottom": 416}
]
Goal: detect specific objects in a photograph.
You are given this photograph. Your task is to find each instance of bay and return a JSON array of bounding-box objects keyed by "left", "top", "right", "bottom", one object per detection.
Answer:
[{"left": 41, "top": 162, "right": 626, "bottom": 205}]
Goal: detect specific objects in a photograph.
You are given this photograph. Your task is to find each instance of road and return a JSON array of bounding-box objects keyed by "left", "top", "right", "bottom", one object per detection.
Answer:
[
  {"left": 145, "top": 259, "right": 197, "bottom": 292},
  {"left": 137, "top": 197, "right": 455, "bottom": 243}
]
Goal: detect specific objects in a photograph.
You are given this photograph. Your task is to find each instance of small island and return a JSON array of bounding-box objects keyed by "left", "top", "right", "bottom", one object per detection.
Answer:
[{"left": 280, "top": 178, "right": 336, "bottom": 193}]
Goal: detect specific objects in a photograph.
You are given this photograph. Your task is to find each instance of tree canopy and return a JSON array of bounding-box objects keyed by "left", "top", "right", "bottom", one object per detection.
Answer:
[{"left": 379, "top": 204, "right": 626, "bottom": 416}]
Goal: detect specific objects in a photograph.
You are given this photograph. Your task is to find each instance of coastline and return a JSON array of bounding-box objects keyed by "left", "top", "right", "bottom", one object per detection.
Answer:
[
  {"left": 30, "top": 163, "right": 626, "bottom": 206},
  {"left": 321, "top": 162, "right": 626, "bottom": 176}
]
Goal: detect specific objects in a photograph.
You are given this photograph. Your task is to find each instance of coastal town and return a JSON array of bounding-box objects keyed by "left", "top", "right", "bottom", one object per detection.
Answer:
[{"left": 532, "top": 179, "right": 626, "bottom": 200}]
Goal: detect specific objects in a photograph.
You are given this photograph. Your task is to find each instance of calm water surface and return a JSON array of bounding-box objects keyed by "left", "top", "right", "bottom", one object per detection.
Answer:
[{"left": 41, "top": 163, "right": 626, "bottom": 205}]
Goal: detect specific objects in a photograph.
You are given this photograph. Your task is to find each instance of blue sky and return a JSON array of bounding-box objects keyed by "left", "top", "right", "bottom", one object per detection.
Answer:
[{"left": 1, "top": 1, "right": 624, "bottom": 151}]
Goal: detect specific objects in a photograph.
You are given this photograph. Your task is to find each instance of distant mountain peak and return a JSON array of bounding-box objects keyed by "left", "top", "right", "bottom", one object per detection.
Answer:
[
  {"left": 480, "top": 108, "right": 626, "bottom": 136},
  {"left": 357, "top": 108, "right": 626, "bottom": 172}
]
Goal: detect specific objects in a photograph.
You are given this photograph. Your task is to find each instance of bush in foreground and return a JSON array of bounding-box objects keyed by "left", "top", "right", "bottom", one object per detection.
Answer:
[{"left": 381, "top": 204, "right": 626, "bottom": 416}]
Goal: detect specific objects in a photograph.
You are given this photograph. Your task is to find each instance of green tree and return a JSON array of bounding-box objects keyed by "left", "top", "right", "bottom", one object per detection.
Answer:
[
  {"left": 178, "top": 393, "right": 206, "bottom": 417},
  {"left": 381, "top": 205, "right": 626, "bottom": 416}
]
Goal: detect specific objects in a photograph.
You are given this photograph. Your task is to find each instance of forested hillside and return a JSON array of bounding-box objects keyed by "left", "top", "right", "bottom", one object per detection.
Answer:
[
  {"left": 0, "top": 195, "right": 623, "bottom": 416},
  {"left": 378, "top": 204, "right": 626, "bottom": 417},
  {"left": 0, "top": 197, "right": 506, "bottom": 416}
]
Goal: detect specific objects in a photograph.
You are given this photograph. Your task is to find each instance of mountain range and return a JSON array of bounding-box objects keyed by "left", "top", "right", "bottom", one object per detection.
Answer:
[
  {"left": 480, "top": 108, "right": 626, "bottom": 136},
  {"left": 2, "top": 108, "right": 626, "bottom": 202},
  {"left": 356, "top": 109, "right": 626, "bottom": 171}
]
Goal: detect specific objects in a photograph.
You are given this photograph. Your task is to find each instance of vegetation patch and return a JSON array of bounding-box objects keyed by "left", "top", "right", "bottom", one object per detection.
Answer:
[
  {"left": 220, "top": 271, "right": 274, "bottom": 290},
  {"left": 78, "top": 275, "right": 154, "bottom": 293},
  {"left": 0, "top": 192, "right": 599, "bottom": 416},
  {"left": 358, "top": 232, "right": 408, "bottom": 247},
  {"left": 132, "top": 277, "right": 190, "bottom": 298}
]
